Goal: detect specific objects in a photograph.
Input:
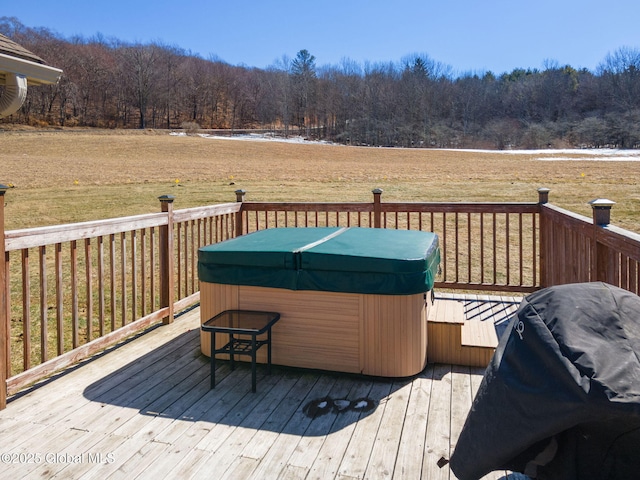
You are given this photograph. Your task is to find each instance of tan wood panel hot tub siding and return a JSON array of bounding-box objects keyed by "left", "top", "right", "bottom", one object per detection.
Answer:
[{"left": 200, "top": 282, "right": 428, "bottom": 377}]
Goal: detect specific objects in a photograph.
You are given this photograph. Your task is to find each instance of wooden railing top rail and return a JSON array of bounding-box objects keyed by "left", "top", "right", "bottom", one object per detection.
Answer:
[
  {"left": 541, "top": 203, "right": 593, "bottom": 231},
  {"left": 240, "top": 201, "right": 541, "bottom": 214},
  {"left": 4, "top": 212, "right": 168, "bottom": 251},
  {"left": 4, "top": 202, "right": 241, "bottom": 252},
  {"left": 597, "top": 223, "right": 640, "bottom": 260},
  {"left": 379, "top": 202, "right": 540, "bottom": 214},
  {"left": 240, "top": 202, "right": 374, "bottom": 213},
  {"left": 173, "top": 202, "right": 240, "bottom": 223}
]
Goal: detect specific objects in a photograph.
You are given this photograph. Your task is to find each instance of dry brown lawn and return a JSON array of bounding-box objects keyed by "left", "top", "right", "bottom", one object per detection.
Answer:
[{"left": 1, "top": 128, "right": 639, "bottom": 232}]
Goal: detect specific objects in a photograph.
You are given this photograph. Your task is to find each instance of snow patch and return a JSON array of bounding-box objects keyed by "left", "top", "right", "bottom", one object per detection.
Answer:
[
  {"left": 444, "top": 148, "right": 640, "bottom": 161},
  {"left": 169, "top": 131, "right": 640, "bottom": 160}
]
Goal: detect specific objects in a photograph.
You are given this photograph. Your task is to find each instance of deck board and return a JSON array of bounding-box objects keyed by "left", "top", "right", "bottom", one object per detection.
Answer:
[{"left": 1, "top": 296, "right": 522, "bottom": 480}]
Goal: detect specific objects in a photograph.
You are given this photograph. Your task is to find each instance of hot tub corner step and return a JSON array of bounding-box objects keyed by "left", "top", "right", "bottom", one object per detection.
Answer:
[{"left": 428, "top": 299, "right": 497, "bottom": 367}]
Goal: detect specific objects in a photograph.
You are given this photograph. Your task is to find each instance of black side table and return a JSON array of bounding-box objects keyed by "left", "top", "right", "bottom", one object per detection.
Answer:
[{"left": 201, "top": 310, "right": 281, "bottom": 392}]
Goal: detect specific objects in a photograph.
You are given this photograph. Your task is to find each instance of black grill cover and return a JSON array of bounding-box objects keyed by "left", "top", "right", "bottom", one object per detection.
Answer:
[{"left": 450, "top": 282, "right": 640, "bottom": 480}]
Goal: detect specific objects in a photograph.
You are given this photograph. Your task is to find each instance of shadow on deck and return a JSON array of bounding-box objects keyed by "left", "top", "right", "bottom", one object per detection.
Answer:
[{"left": 82, "top": 322, "right": 384, "bottom": 435}]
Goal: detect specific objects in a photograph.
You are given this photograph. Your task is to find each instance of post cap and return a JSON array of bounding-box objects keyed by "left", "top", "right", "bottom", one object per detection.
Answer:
[
  {"left": 158, "top": 194, "right": 176, "bottom": 202},
  {"left": 235, "top": 189, "right": 246, "bottom": 202},
  {"left": 372, "top": 188, "right": 384, "bottom": 194},
  {"left": 0, "top": 184, "right": 9, "bottom": 195},
  {"left": 588, "top": 198, "right": 616, "bottom": 209},
  {"left": 537, "top": 187, "right": 551, "bottom": 194}
]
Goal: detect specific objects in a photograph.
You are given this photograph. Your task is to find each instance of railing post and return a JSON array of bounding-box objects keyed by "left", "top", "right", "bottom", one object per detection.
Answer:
[
  {"left": 235, "top": 189, "right": 246, "bottom": 237},
  {"left": 159, "top": 195, "right": 175, "bottom": 324},
  {"left": 537, "top": 187, "right": 550, "bottom": 204},
  {"left": 537, "top": 187, "right": 550, "bottom": 287},
  {"left": 0, "top": 184, "right": 9, "bottom": 409},
  {"left": 372, "top": 188, "right": 383, "bottom": 228},
  {"left": 589, "top": 198, "right": 616, "bottom": 285}
]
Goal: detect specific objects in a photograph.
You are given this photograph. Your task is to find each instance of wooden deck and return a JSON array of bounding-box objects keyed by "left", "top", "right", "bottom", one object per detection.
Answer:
[{"left": 1, "top": 295, "right": 523, "bottom": 480}]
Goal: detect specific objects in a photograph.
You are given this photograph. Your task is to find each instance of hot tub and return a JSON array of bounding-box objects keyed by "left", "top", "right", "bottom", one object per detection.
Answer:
[{"left": 198, "top": 227, "right": 440, "bottom": 377}]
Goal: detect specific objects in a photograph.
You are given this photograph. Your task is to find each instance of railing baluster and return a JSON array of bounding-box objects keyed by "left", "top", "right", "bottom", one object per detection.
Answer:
[
  {"left": 85, "top": 239, "right": 92, "bottom": 342},
  {"left": 131, "top": 230, "right": 137, "bottom": 323},
  {"left": 21, "top": 249, "right": 30, "bottom": 370},
  {"left": 518, "top": 214, "right": 524, "bottom": 286},
  {"left": 467, "top": 213, "right": 472, "bottom": 284},
  {"left": 195, "top": 220, "right": 199, "bottom": 286},
  {"left": 505, "top": 213, "right": 510, "bottom": 286},
  {"left": 532, "top": 213, "right": 537, "bottom": 288},
  {"left": 149, "top": 228, "right": 156, "bottom": 314},
  {"left": 621, "top": 254, "right": 630, "bottom": 291},
  {"left": 454, "top": 212, "right": 459, "bottom": 283},
  {"left": 140, "top": 229, "right": 147, "bottom": 317},
  {"left": 109, "top": 234, "right": 116, "bottom": 332},
  {"left": 479, "top": 214, "right": 485, "bottom": 285},
  {"left": 98, "top": 236, "right": 105, "bottom": 337},
  {"left": 493, "top": 213, "right": 497, "bottom": 285},
  {"left": 39, "top": 246, "right": 47, "bottom": 362},
  {"left": 71, "top": 240, "right": 78, "bottom": 348},
  {"left": 177, "top": 223, "right": 183, "bottom": 299},
  {"left": 121, "top": 232, "right": 127, "bottom": 326},
  {"left": 55, "top": 242, "right": 63, "bottom": 354},
  {"left": 183, "top": 221, "right": 188, "bottom": 295},
  {"left": 441, "top": 212, "right": 447, "bottom": 281},
  {"left": 183, "top": 221, "right": 189, "bottom": 296}
]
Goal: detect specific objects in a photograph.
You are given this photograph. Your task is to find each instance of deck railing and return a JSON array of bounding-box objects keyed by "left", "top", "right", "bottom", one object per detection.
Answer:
[
  {"left": 0, "top": 191, "right": 240, "bottom": 407},
  {"left": 539, "top": 195, "right": 640, "bottom": 294},
  {"left": 1, "top": 185, "right": 639, "bottom": 409},
  {"left": 238, "top": 189, "right": 541, "bottom": 292}
]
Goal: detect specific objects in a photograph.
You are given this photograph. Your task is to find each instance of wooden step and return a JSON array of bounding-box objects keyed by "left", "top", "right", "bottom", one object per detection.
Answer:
[
  {"left": 427, "top": 299, "right": 498, "bottom": 367},
  {"left": 462, "top": 319, "right": 498, "bottom": 349}
]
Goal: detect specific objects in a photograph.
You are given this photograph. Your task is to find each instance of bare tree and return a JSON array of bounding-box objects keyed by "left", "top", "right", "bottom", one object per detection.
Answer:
[
  {"left": 598, "top": 46, "right": 640, "bottom": 112},
  {"left": 119, "top": 43, "right": 160, "bottom": 128}
]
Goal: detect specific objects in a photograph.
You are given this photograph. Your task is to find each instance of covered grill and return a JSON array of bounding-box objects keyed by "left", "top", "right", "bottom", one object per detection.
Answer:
[{"left": 450, "top": 282, "right": 640, "bottom": 479}]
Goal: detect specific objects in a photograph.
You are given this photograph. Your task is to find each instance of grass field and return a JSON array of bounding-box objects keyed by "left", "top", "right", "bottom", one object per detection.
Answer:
[{"left": 1, "top": 128, "right": 639, "bottom": 232}]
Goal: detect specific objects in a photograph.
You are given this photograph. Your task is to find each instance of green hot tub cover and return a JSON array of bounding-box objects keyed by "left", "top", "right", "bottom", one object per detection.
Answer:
[{"left": 198, "top": 227, "right": 440, "bottom": 295}]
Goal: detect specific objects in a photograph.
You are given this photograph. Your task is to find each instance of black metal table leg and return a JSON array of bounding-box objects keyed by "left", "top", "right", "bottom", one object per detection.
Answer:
[
  {"left": 251, "top": 335, "right": 257, "bottom": 393},
  {"left": 210, "top": 331, "right": 216, "bottom": 389},
  {"left": 229, "top": 333, "right": 235, "bottom": 371},
  {"left": 267, "top": 329, "right": 272, "bottom": 375}
]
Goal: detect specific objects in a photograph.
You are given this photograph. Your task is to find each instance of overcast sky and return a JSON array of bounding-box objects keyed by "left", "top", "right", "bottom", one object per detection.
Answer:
[{"left": 4, "top": 0, "right": 639, "bottom": 75}]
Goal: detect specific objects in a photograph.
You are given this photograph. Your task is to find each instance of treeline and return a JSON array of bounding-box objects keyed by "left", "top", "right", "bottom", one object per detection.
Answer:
[{"left": 3, "top": 16, "right": 640, "bottom": 149}]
